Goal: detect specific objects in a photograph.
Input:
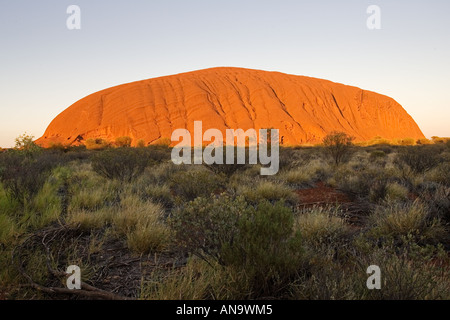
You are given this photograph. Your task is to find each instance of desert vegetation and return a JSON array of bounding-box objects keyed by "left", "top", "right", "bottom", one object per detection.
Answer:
[{"left": 0, "top": 134, "right": 448, "bottom": 300}]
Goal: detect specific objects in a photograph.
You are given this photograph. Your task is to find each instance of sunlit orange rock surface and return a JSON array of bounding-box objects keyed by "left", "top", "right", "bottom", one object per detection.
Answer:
[{"left": 36, "top": 67, "right": 425, "bottom": 147}]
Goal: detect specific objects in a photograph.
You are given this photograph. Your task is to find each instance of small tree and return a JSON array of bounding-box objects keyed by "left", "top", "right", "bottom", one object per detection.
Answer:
[
  {"left": 399, "top": 138, "right": 415, "bottom": 146},
  {"left": 396, "top": 145, "right": 441, "bottom": 173},
  {"left": 85, "top": 138, "right": 110, "bottom": 150},
  {"left": 48, "top": 142, "right": 67, "bottom": 152},
  {"left": 115, "top": 136, "right": 132, "bottom": 147},
  {"left": 136, "top": 139, "right": 146, "bottom": 148},
  {"left": 91, "top": 148, "right": 150, "bottom": 182},
  {"left": 0, "top": 151, "right": 60, "bottom": 205},
  {"left": 431, "top": 136, "right": 444, "bottom": 144},
  {"left": 323, "top": 131, "right": 354, "bottom": 166},
  {"left": 14, "top": 133, "right": 41, "bottom": 154},
  {"left": 153, "top": 137, "right": 171, "bottom": 147},
  {"left": 416, "top": 138, "right": 432, "bottom": 145}
]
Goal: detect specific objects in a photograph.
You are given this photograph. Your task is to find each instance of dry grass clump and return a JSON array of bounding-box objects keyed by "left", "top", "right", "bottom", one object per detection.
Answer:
[
  {"left": 369, "top": 200, "right": 446, "bottom": 244},
  {"left": 112, "top": 195, "right": 171, "bottom": 254}
]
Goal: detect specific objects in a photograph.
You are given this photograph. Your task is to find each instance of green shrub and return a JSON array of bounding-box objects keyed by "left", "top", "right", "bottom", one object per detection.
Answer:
[
  {"left": 368, "top": 182, "right": 389, "bottom": 203},
  {"left": 277, "top": 147, "right": 322, "bottom": 171},
  {"left": 295, "top": 206, "right": 350, "bottom": 248},
  {"left": 141, "top": 258, "right": 219, "bottom": 300},
  {"left": 137, "top": 162, "right": 186, "bottom": 187},
  {"left": 358, "top": 241, "right": 449, "bottom": 300},
  {"left": 23, "top": 177, "right": 63, "bottom": 229},
  {"left": 420, "top": 185, "right": 450, "bottom": 224},
  {"left": 220, "top": 201, "right": 305, "bottom": 297},
  {"left": 69, "top": 174, "right": 120, "bottom": 212},
  {"left": 399, "top": 138, "right": 416, "bottom": 146},
  {"left": 323, "top": 132, "right": 355, "bottom": 166},
  {"left": 369, "top": 150, "right": 386, "bottom": 161},
  {"left": 0, "top": 151, "right": 61, "bottom": 205},
  {"left": 417, "top": 138, "right": 432, "bottom": 145},
  {"left": 283, "top": 168, "right": 314, "bottom": 185},
  {"left": 239, "top": 180, "right": 298, "bottom": 205},
  {"left": 369, "top": 253, "right": 448, "bottom": 299},
  {"left": 299, "top": 238, "right": 449, "bottom": 300},
  {"left": 138, "top": 184, "right": 173, "bottom": 208},
  {"left": 144, "top": 145, "right": 172, "bottom": 163},
  {"left": 0, "top": 182, "right": 21, "bottom": 218},
  {"left": 170, "top": 169, "right": 225, "bottom": 201},
  {"left": 115, "top": 136, "right": 132, "bottom": 147},
  {"left": 112, "top": 195, "right": 171, "bottom": 254},
  {"left": 293, "top": 263, "right": 362, "bottom": 300},
  {"left": 63, "top": 145, "right": 92, "bottom": 162},
  {"left": 126, "top": 221, "right": 171, "bottom": 254},
  {"left": 282, "top": 158, "right": 331, "bottom": 186},
  {"left": 205, "top": 161, "right": 247, "bottom": 177},
  {"left": 369, "top": 200, "right": 446, "bottom": 245},
  {"left": 278, "top": 147, "right": 302, "bottom": 170},
  {"left": 170, "top": 195, "right": 246, "bottom": 264},
  {"left": 396, "top": 146, "right": 441, "bottom": 174},
  {"left": 0, "top": 212, "right": 17, "bottom": 244},
  {"left": 334, "top": 165, "right": 388, "bottom": 202},
  {"left": 136, "top": 139, "right": 146, "bottom": 148},
  {"left": 431, "top": 136, "right": 447, "bottom": 144},
  {"left": 67, "top": 163, "right": 120, "bottom": 211},
  {"left": 227, "top": 168, "right": 262, "bottom": 193},
  {"left": 48, "top": 142, "right": 68, "bottom": 152},
  {"left": 91, "top": 148, "right": 150, "bottom": 182},
  {"left": 385, "top": 182, "right": 409, "bottom": 202},
  {"left": 367, "top": 136, "right": 392, "bottom": 146},
  {"left": 426, "top": 162, "right": 450, "bottom": 187},
  {"left": 203, "top": 148, "right": 248, "bottom": 177},
  {"left": 85, "top": 138, "right": 110, "bottom": 150},
  {"left": 153, "top": 137, "right": 172, "bottom": 147},
  {"left": 367, "top": 144, "right": 394, "bottom": 154},
  {"left": 171, "top": 197, "right": 306, "bottom": 298},
  {"left": 14, "top": 133, "right": 41, "bottom": 154},
  {"left": 66, "top": 208, "right": 113, "bottom": 230},
  {"left": 141, "top": 257, "right": 254, "bottom": 300}
]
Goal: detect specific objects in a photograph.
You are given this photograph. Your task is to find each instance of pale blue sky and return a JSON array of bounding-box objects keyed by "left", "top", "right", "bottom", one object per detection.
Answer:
[{"left": 1, "top": 0, "right": 449, "bottom": 147}]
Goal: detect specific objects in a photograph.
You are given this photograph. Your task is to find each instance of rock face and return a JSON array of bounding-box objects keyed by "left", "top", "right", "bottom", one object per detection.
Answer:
[{"left": 36, "top": 67, "right": 425, "bottom": 147}]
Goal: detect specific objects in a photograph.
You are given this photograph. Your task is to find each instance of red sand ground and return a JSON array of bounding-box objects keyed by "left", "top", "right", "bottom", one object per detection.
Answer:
[{"left": 295, "top": 182, "right": 372, "bottom": 227}]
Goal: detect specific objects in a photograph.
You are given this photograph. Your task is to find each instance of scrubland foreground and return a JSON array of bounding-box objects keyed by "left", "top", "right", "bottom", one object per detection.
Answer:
[{"left": 0, "top": 140, "right": 449, "bottom": 300}]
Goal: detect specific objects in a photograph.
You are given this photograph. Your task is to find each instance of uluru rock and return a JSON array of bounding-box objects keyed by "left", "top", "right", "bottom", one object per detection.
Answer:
[{"left": 36, "top": 67, "right": 425, "bottom": 147}]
